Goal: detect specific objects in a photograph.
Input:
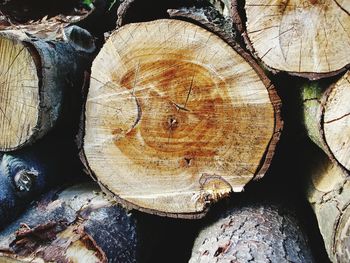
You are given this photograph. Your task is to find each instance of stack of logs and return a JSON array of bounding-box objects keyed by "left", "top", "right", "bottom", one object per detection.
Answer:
[{"left": 0, "top": 0, "right": 348, "bottom": 262}]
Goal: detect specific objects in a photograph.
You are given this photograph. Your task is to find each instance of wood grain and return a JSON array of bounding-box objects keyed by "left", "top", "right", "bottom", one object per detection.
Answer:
[
  {"left": 0, "top": 26, "right": 94, "bottom": 151},
  {"left": 0, "top": 36, "right": 39, "bottom": 150},
  {"left": 84, "top": 19, "right": 281, "bottom": 217},
  {"left": 239, "top": 0, "right": 350, "bottom": 78},
  {"left": 303, "top": 71, "right": 350, "bottom": 173}
]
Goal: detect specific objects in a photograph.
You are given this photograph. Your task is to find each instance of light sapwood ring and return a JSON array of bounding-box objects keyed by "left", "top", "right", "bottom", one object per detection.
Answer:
[{"left": 84, "top": 19, "right": 281, "bottom": 217}]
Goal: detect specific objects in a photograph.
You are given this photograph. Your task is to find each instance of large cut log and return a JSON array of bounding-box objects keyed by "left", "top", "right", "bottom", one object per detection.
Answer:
[
  {"left": 189, "top": 202, "right": 315, "bottom": 262},
  {"left": 305, "top": 144, "right": 350, "bottom": 263},
  {"left": 302, "top": 71, "right": 350, "bottom": 173},
  {"left": 232, "top": 0, "right": 350, "bottom": 79},
  {"left": 82, "top": 18, "right": 282, "bottom": 218},
  {"left": 0, "top": 25, "right": 94, "bottom": 151},
  {"left": 0, "top": 134, "right": 83, "bottom": 229},
  {"left": 0, "top": 183, "right": 149, "bottom": 263}
]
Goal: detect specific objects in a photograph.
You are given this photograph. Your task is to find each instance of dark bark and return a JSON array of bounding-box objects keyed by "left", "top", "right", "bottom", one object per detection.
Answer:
[
  {"left": 0, "top": 132, "right": 84, "bottom": 230},
  {"left": 0, "top": 183, "right": 150, "bottom": 263},
  {"left": 0, "top": 25, "right": 94, "bottom": 151}
]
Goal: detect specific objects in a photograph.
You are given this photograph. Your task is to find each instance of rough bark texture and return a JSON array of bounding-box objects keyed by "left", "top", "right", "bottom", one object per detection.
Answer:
[
  {"left": 0, "top": 25, "right": 94, "bottom": 151},
  {"left": 231, "top": 0, "right": 350, "bottom": 79},
  {"left": 302, "top": 71, "right": 350, "bottom": 173},
  {"left": 189, "top": 202, "right": 315, "bottom": 262},
  {"left": 305, "top": 144, "right": 350, "bottom": 263},
  {"left": 82, "top": 17, "right": 282, "bottom": 218},
  {"left": 167, "top": 4, "right": 238, "bottom": 47},
  {"left": 0, "top": 183, "right": 144, "bottom": 263}
]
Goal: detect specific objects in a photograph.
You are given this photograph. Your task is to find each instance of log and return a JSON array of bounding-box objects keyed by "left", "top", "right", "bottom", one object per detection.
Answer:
[
  {"left": 305, "top": 144, "right": 350, "bottom": 262},
  {"left": 0, "top": 183, "right": 146, "bottom": 263},
  {"left": 0, "top": 134, "right": 83, "bottom": 229},
  {"left": 189, "top": 202, "right": 315, "bottom": 262},
  {"left": 0, "top": 24, "right": 94, "bottom": 151},
  {"left": 81, "top": 18, "right": 282, "bottom": 218},
  {"left": 232, "top": 0, "right": 350, "bottom": 79},
  {"left": 302, "top": 71, "right": 350, "bottom": 173}
]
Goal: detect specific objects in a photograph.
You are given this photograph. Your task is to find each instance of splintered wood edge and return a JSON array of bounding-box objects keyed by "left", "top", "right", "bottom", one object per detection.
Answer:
[
  {"left": 0, "top": 184, "right": 128, "bottom": 262},
  {"left": 231, "top": 0, "right": 350, "bottom": 80},
  {"left": 321, "top": 71, "right": 350, "bottom": 173},
  {"left": 83, "top": 19, "right": 282, "bottom": 218},
  {"left": 0, "top": 33, "right": 41, "bottom": 151}
]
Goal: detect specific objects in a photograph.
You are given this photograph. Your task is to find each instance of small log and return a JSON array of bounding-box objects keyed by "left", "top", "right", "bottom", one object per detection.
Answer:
[
  {"left": 0, "top": 135, "right": 83, "bottom": 229},
  {"left": 189, "top": 202, "right": 315, "bottom": 262},
  {"left": 0, "top": 183, "right": 147, "bottom": 263},
  {"left": 0, "top": 24, "right": 94, "bottom": 151},
  {"left": 302, "top": 71, "right": 350, "bottom": 173},
  {"left": 81, "top": 18, "right": 282, "bottom": 218},
  {"left": 305, "top": 144, "right": 350, "bottom": 263},
  {"left": 232, "top": 0, "right": 350, "bottom": 79}
]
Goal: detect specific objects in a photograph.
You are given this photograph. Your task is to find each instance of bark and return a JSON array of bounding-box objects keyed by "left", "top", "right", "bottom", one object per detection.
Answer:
[
  {"left": 0, "top": 183, "right": 147, "bottom": 263},
  {"left": 305, "top": 143, "right": 350, "bottom": 263},
  {"left": 302, "top": 71, "right": 350, "bottom": 173},
  {"left": 115, "top": 0, "right": 199, "bottom": 27},
  {"left": 0, "top": 25, "right": 95, "bottom": 151},
  {"left": 231, "top": 0, "right": 350, "bottom": 79},
  {"left": 81, "top": 12, "right": 282, "bottom": 218},
  {"left": 0, "top": 134, "right": 83, "bottom": 230},
  {"left": 189, "top": 201, "right": 315, "bottom": 263}
]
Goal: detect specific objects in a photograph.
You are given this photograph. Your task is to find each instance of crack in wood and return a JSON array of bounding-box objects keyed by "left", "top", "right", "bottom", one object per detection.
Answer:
[{"left": 324, "top": 111, "right": 350, "bottom": 124}]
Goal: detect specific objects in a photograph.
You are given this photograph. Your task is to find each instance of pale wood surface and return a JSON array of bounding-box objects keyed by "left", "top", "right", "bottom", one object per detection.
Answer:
[
  {"left": 306, "top": 147, "right": 350, "bottom": 262},
  {"left": 84, "top": 19, "right": 280, "bottom": 216},
  {"left": 324, "top": 71, "right": 350, "bottom": 172},
  {"left": 243, "top": 0, "right": 350, "bottom": 77},
  {"left": 0, "top": 26, "right": 94, "bottom": 151},
  {"left": 0, "top": 35, "right": 39, "bottom": 150},
  {"left": 303, "top": 71, "right": 350, "bottom": 172}
]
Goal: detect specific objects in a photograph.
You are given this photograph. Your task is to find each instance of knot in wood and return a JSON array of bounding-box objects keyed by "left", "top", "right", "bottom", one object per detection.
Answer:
[{"left": 14, "top": 169, "right": 38, "bottom": 192}]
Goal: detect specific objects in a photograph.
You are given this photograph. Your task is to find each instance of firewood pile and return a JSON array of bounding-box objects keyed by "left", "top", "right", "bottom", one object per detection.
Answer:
[{"left": 0, "top": 0, "right": 348, "bottom": 262}]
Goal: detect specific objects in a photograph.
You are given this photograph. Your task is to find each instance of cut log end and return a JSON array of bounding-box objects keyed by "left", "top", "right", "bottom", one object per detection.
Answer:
[
  {"left": 0, "top": 35, "right": 39, "bottom": 150},
  {"left": 83, "top": 19, "right": 280, "bottom": 216},
  {"left": 241, "top": 0, "right": 350, "bottom": 78},
  {"left": 306, "top": 146, "right": 350, "bottom": 262},
  {"left": 303, "top": 71, "right": 350, "bottom": 173},
  {"left": 0, "top": 26, "right": 95, "bottom": 151},
  {"left": 323, "top": 71, "right": 350, "bottom": 172}
]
